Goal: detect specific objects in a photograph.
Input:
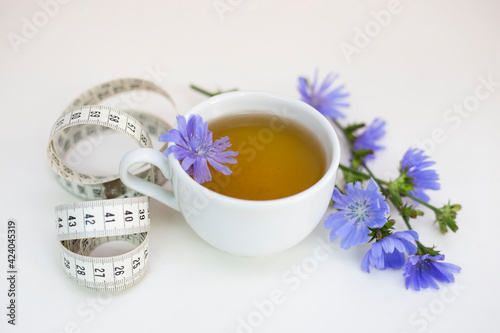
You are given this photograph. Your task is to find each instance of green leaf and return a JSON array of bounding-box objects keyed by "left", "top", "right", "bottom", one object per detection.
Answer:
[
  {"left": 435, "top": 203, "right": 461, "bottom": 234},
  {"left": 401, "top": 204, "right": 424, "bottom": 220},
  {"left": 344, "top": 123, "right": 366, "bottom": 142},
  {"left": 416, "top": 243, "right": 441, "bottom": 256},
  {"left": 367, "top": 218, "right": 396, "bottom": 242},
  {"left": 387, "top": 181, "right": 404, "bottom": 208},
  {"left": 342, "top": 167, "right": 370, "bottom": 184},
  {"left": 350, "top": 148, "right": 374, "bottom": 169}
]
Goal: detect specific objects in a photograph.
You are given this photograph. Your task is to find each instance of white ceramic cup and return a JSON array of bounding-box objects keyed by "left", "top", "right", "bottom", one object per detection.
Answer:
[{"left": 119, "top": 91, "right": 341, "bottom": 256}]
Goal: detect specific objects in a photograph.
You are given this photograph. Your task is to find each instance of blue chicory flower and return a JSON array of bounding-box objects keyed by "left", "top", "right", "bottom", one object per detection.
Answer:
[
  {"left": 400, "top": 148, "right": 440, "bottom": 203},
  {"left": 361, "top": 230, "right": 418, "bottom": 272},
  {"left": 402, "top": 254, "right": 461, "bottom": 291},
  {"left": 353, "top": 118, "right": 386, "bottom": 161},
  {"left": 159, "top": 114, "right": 238, "bottom": 184},
  {"left": 298, "top": 70, "right": 350, "bottom": 119},
  {"left": 325, "top": 178, "right": 389, "bottom": 249}
]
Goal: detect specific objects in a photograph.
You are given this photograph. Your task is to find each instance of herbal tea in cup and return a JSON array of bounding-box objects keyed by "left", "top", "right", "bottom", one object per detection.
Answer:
[
  {"left": 120, "top": 91, "right": 341, "bottom": 256},
  {"left": 203, "top": 112, "right": 327, "bottom": 200}
]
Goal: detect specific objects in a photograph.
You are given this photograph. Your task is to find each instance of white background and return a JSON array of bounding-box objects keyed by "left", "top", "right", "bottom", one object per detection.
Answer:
[{"left": 1, "top": 0, "right": 499, "bottom": 332}]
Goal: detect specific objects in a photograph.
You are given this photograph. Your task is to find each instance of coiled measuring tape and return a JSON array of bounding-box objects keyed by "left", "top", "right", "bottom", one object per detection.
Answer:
[{"left": 47, "top": 78, "right": 174, "bottom": 291}]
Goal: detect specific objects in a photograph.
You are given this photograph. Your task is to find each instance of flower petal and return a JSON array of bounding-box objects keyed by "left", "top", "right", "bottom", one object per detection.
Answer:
[
  {"left": 297, "top": 70, "right": 349, "bottom": 119},
  {"left": 324, "top": 212, "right": 348, "bottom": 231},
  {"left": 385, "top": 250, "right": 405, "bottom": 269},
  {"left": 206, "top": 156, "right": 233, "bottom": 176},
  {"left": 381, "top": 236, "right": 395, "bottom": 254},
  {"left": 192, "top": 156, "right": 211, "bottom": 183},
  {"left": 361, "top": 250, "right": 371, "bottom": 273},
  {"left": 181, "top": 155, "right": 196, "bottom": 172}
]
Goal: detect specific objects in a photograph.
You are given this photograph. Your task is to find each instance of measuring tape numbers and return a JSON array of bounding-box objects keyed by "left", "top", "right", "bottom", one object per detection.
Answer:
[
  {"left": 47, "top": 78, "right": 174, "bottom": 291},
  {"left": 56, "top": 197, "right": 150, "bottom": 291}
]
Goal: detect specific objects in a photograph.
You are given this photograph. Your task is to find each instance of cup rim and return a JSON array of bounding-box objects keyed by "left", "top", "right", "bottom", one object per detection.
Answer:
[{"left": 168, "top": 90, "right": 341, "bottom": 206}]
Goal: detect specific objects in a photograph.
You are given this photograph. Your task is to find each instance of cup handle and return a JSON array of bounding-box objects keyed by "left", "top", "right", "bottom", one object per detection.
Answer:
[{"left": 119, "top": 148, "right": 180, "bottom": 211}]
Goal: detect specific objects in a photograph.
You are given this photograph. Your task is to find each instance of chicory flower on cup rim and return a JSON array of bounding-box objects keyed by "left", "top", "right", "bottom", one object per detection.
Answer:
[{"left": 159, "top": 114, "right": 238, "bottom": 184}]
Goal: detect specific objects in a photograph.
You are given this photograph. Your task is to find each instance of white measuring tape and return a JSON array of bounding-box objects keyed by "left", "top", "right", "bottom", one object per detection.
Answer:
[{"left": 47, "top": 78, "right": 174, "bottom": 291}]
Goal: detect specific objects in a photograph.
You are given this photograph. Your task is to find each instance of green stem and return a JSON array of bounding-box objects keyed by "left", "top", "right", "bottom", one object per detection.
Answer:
[
  {"left": 338, "top": 164, "right": 388, "bottom": 185},
  {"left": 360, "top": 161, "right": 377, "bottom": 179},
  {"left": 405, "top": 193, "right": 440, "bottom": 213},
  {"left": 331, "top": 118, "right": 354, "bottom": 151},
  {"left": 356, "top": 145, "right": 438, "bottom": 256},
  {"left": 359, "top": 162, "right": 413, "bottom": 230},
  {"left": 190, "top": 84, "right": 217, "bottom": 97},
  {"left": 415, "top": 240, "right": 428, "bottom": 255},
  {"left": 190, "top": 84, "right": 238, "bottom": 97},
  {"left": 333, "top": 119, "right": 413, "bottom": 229},
  {"left": 333, "top": 116, "right": 435, "bottom": 256},
  {"left": 340, "top": 163, "right": 441, "bottom": 213}
]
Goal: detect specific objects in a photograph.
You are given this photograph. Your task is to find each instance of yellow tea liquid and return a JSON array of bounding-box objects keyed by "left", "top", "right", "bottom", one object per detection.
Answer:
[{"left": 202, "top": 112, "right": 327, "bottom": 200}]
